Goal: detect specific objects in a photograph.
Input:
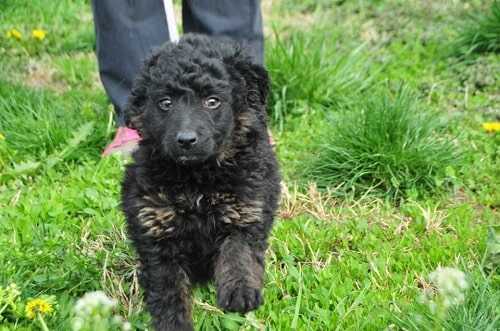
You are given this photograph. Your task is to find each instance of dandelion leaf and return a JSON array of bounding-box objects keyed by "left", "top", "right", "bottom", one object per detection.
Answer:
[
  {"left": 12, "top": 160, "right": 41, "bottom": 174},
  {"left": 68, "top": 121, "right": 95, "bottom": 149},
  {"left": 485, "top": 226, "right": 500, "bottom": 271},
  {"left": 46, "top": 121, "right": 95, "bottom": 168}
]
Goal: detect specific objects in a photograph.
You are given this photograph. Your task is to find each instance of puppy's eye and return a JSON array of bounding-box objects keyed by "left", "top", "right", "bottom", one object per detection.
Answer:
[
  {"left": 158, "top": 97, "right": 173, "bottom": 110},
  {"left": 203, "top": 97, "right": 220, "bottom": 109}
]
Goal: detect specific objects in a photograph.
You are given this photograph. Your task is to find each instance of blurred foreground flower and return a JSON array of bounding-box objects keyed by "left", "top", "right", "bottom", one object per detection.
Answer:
[
  {"left": 74, "top": 290, "right": 116, "bottom": 318},
  {"left": 72, "top": 291, "right": 130, "bottom": 331},
  {"left": 32, "top": 28, "right": 46, "bottom": 40},
  {"left": 482, "top": 122, "right": 500, "bottom": 132},
  {"left": 416, "top": 267, "right": 469, "bottom": 330},
  {"left": 428, "top": 266, "right": 469, "bottom": 309},
  {"left": 0, "top": 133, "right": 4, "bottom": 140},
  {"left": 6, "top": 28, "right": 22, "bottom": 39}
]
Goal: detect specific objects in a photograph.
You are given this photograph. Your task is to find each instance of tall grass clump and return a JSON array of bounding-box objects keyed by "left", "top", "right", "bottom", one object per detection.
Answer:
[
  {"left": 266, "top": 28, "right": 374, "bottom": 128},
  {"left": 452, "top": 1, "right": 500, "bottom": 56},
  {"left": 309, "top": 85, "right": 461, "bottom": 200}
]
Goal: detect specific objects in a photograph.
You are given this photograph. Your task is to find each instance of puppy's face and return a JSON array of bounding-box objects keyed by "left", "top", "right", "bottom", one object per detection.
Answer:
[
  {"left": 125, "top": 34, "right": 270, "bottom": 166},
  {"left": 146, "top": 64, "right": 235, "bottom": 166},
  {"left": 157, "top": 91, "right": 234, "bottom": 166}
]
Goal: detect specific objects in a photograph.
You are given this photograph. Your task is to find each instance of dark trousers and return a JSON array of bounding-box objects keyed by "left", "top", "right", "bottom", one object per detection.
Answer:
[{"left": 91, "top": 0, "right": 264, "bottom": 126}]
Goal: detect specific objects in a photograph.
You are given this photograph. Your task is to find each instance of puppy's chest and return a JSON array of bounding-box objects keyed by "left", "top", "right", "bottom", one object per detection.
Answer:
[
  {"left": 175, "top": 191, "right": 234, "bottom": 222},
  {"left": 138, "top": 189, "right": 262, "bottom": 238}
]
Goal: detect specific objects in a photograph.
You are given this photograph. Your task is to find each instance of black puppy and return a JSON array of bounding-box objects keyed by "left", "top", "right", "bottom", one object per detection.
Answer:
[{"left": 121, "top": 34, "right": 280, "bottom": 331}]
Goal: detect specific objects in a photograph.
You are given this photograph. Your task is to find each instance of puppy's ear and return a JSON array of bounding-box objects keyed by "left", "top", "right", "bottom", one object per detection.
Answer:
[
  {"left": 244, "top": 63, "right": 270, "bottom": 107},
  {"left": 123, "top": 83, "right": 146, "bottom": 133},
  {"left": 225, "top": 47, "right": 270, "bottom": 106},
  {"left": 123, "top": 48, "right": 162, "bottom": 135}
]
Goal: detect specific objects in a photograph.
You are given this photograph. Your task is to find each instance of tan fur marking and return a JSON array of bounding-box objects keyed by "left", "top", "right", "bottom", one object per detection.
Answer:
[
  {"left": 217, "top": 111, "right": 257, "bottom": 163},
  {"left": 138, "top": 205, "right": 176, "bottom": 238},
  {"left": 236, "top": 202, "right": 263, "bottom": 225},
  {"left": 210, "top": 193, "right": 263, "bottom": 227}
]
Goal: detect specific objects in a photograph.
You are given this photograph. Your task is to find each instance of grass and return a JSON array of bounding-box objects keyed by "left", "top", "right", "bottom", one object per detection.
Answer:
[
  {"left": 308, "top": 84, "right": 462, "bottom": 200},
  {"left": 451, "top": 1, "right": 500, "bottom": 56},
  {"left": 1, "top": 0, "right": 499, "bottom": 330},
  {"left": 266, "top": 26, "right": 375, "bottom": 129}
]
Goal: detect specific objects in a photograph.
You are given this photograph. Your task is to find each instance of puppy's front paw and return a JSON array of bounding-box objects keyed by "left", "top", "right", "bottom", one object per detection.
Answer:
[{"left": 217, "top": 283, "right": 263, "bottom": 313}]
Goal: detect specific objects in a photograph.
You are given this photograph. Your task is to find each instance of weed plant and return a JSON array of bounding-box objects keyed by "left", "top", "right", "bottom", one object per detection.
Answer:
[
  {"left": 452, "top": 1, "right": 500, "bottom": 56},
  {"left": 309, "top": 85, "right": 462, "bottom": 200}
]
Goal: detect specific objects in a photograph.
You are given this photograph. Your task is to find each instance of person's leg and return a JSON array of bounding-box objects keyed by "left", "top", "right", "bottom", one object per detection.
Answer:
[
  {"left": 91, "top": 0, "right": 169, "bottom": 155},
  {"left": 182, "top": 0, "right": 264, "bottom": 64}
]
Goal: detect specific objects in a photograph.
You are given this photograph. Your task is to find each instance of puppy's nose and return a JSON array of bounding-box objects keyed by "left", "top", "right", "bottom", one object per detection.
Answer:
[{"left": 176, "top": 131, "right": 198, "bottom": 148}]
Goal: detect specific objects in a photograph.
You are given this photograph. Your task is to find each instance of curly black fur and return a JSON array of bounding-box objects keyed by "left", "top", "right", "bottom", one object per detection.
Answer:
[{"left": 121, "top": 34, "right": 280, "bottom": 331}]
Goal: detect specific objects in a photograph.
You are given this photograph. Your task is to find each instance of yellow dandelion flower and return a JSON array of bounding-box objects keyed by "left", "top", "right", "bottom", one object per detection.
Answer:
[
  {"left": 0, "top": 133, "right": 4, "bottom": 140},
  {"left": 7, "top": 28, "right": 22, "bottom": 39},
  {"left": 32, "top": 29, "right": 46, "bottom": 41},
  {"left": 25, "top": 298, "right": 54, "bottom": 319},
  {"left": 482, "top": 122, "right": 500, "bottom": 132}
]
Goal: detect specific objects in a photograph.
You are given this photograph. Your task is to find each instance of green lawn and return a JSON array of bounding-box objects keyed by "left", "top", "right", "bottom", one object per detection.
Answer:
[{"left": 0, "top": 0, "right": 498, "bottom": 330}]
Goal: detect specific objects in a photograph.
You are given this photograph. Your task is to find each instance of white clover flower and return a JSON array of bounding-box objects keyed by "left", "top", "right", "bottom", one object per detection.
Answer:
[
  {"left": 72, "top": 317, "right": 84, "bottom": 330},
  {"left": 72, "top": 291, "right": 131, "bottom": 331},
  {"left": 73, "top": 290, "right": 118, "bottom": 318},
  {"left": 428, "top": 267, "right": 469, "bottom": 308},
  {"left": 123, "top": 321, "right": 132, "bottom": 331}
]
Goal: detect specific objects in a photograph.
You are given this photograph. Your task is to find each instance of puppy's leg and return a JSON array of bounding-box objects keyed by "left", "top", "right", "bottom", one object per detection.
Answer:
[
  {"left": 214, "top": 235, "right": 265, "bottom": 313},
  {"left": 139, "top": 260, "right": 193, "bottom": 331}
]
